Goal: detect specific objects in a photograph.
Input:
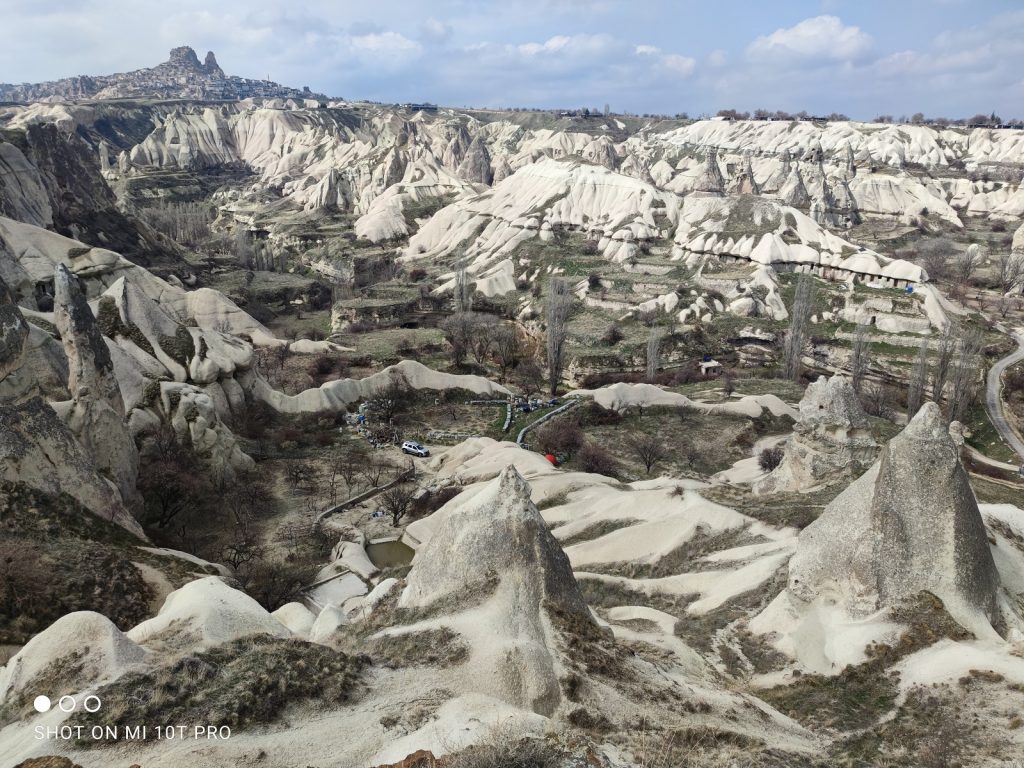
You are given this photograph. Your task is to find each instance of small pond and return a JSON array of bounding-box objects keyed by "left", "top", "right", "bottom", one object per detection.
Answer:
[{"left": 366, "top": 538, "right": 415, "bottom": 569}]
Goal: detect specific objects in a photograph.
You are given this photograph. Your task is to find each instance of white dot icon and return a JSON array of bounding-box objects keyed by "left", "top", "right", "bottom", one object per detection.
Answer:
[
  {"left": 83, "top": 695, "right": 101, "bottom": 713},
  {"left": 33, "top": 695, "right": 51, "bottom": 713}
]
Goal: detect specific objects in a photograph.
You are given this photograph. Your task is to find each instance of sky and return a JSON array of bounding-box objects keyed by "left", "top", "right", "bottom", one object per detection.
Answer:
[{"left": 1, "top": 0, "right": 1022, "bottom": 119}]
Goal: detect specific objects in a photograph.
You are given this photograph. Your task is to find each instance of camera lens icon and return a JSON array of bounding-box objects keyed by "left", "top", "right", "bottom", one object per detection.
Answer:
[{"left": 58, "top": 696, "right": 76, "bottom": 713}]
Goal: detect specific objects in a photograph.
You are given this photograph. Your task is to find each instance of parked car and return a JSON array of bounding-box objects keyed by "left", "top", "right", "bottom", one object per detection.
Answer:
[
  {"left": 547, "top": 398, "right": 560, "bottom": 407},
  {"left": 401, "top": 441, "right": 430, "bottom": 457},
  {"left": 517, "top": 403, "right": 533, "bottom": 413}
]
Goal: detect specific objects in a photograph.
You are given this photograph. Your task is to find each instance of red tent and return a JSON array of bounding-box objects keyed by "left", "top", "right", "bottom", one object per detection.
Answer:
[{"left": 545, "top": 453, "right": 558, "bottom": 466}]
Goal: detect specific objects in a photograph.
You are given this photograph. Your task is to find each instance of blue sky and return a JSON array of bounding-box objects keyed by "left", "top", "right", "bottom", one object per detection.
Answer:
[{"left": 2, "top": 0, "right": 1022, "bottom": 119}]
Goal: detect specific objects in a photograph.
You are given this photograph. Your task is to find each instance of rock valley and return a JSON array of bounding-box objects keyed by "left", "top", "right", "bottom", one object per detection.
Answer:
[{"left": 1, "top": 43, "right": 1024, "bottom": 768}]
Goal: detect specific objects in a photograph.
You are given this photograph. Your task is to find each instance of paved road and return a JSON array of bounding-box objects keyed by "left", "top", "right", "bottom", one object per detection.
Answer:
[{"left": 985, "top": 327, "right": 1024, "bottom": 464}]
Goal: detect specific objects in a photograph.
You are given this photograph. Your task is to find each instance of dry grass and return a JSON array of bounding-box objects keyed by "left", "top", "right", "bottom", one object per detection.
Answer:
[
  {"left": 760, "top": 592, "right": 972, "bottom": 735},
  {"left": 585, "top": 525, "right": 767, "bottom": 580},
  {"left": 364, "top": 627, "right": 469, "bottom": 668},
  {"left": 70, "top": 635, "right": 365, "bottom": 742},
  {"left": 559, "top": 519, "right": 640, "bottom": 547}
]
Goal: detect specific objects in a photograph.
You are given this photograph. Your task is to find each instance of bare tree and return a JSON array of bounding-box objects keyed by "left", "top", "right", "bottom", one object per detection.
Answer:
[
  {"left": 575, "top": 441, "right": 620, "bottom": 476},
  {"left": 907, "top": 337, "right": 929, "bottom": 416},
  {"left": 512, "top": 360, "right": 545, "bottom": 399},
  {"left": 626, "top": 432, "right": 667, "bottom": 475},
  {"left": 722, "top": 371, "right": 736, "bottom": 397},
  {"left": 139, "top": 200, "right": 215, "bottom": 247},
  {"left": 995, "top": 252, "right": 1024, "bottom": 295},
  {"left": 469, "top": 313, "right": 499, "bottom": 364},
  {"left": 915, "top": 238, "right": 955, "bottom": 281},
  {"left": 952, "top": 244, "right": 984, "bottom": 300},
  {"left": 362, "top": 458, "right": 389, "bottom": 488},
  {"left": 439, "top": 312, "right": 474, "bottom": 368},
  {"left": 335, "top": 447, "right": 366, "bottom": 498},
  {"left": 224, "top": 474, "right": 272, "bottom": 532},
  {"left": 234, "top": 228, "right": 255, "bottom": 268},
  {"left": 494, "top": 323, "right": 520, "bottom": 380},
  {"left": 367, "top": 371, "right": 414, "bottom": 424},
  {"left": 221, "top": 529, "right": 263, "bottom": 570},
  {"left": 998, "top": 293, "right": 1019, "bottom": 319},
  {"left": 861, "top": 381, "right": 898, "bottom": 419},
  {"left": 850, "top": 323, "right": 871, "bottom": 394},
  {"left": 378, "top": 483, "right": 416, "bottom": 527},
  {"left": 948, "top": 328, "right": 983, "bottom": 423},
  {"left": 545, "top": 278, "right": 574, "bottom": 396},
  {"left": 930, "top": 322, "right": 957, "bottom": 403},
  {"left": 285, "top": 464, "right": 316, "bottom": 491},
  {"left": 454, "top": 257, "right": 473, "bottom": 313},
  {"left": 535, "top": 420, "right": 585, "bottom": 455},
  {"left": 645, "top": 327, "right": 663, "bottom": 381},
  {"left": 783, "top": 274, "right": 816, "bottom": 382}
]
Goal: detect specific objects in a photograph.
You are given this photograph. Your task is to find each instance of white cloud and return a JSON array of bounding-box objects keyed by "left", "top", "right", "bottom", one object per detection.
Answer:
[
  {"left": 419, "top": 17, "right": 452, "bottom": 44},
  {"left": 659, "top": 53, "right": 696, "bottom": 77},
  {"left": 515, "top": 34, "right": 615, "bottom": 58},
  {"left": 708, "top": 49, "right": 727, "bottom": 67},
  {"left": 350, "top": 31, "right": 420, "bottom": 54},
  {"left": 747, "top": 15, "right": 872, "bottom": 62},
  {"left": 634, "top": 44, "right": 694, "bottom": 78}
]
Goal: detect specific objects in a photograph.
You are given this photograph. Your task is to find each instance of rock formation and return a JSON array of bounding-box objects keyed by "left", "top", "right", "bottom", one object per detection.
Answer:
[
  {"left": 728, "top": 153, "right": 760, "bottom": 196},
  {"left": 157, "top": 382, "right": 255, "bottom": 485},
  {"left": 53, "top": 264, "right": 140, "bottom": 509},
  {"left": 786, "top": 402, "right": 1001, "bottom": 624},
  {"left": 0, "top": 273, "right": 142, "bottom": 535},
  {"left": 760, "top": 150, "right": 791, "bottom": 193},
  {"left": 582, "top": 136, "right": 618, "bottom": 170},
  {"left": 688, "top": 149, "right": 726, "bottom": 195},
  {"left": 843, "top": 143, "right": 857, "bottom": 180},
  {"left": 400, "top": 466, "right": 593, "bottom": 716},
  {"left": 0, "top": 612, "right": 147, "bottom": 704},
  {"left": 776, "top": 164, "right": 811, "bottom": 208},
  {"left": 127, "top": 576, "right": 290, "bottom": 649},
  {"left": 456, "top": 136, "right": 493, "bottom": 185},
  {"left": 203, "top": 51, "right": 224, "bottom": 78},
  {"left": 754, "top": 375, "right": 878, "bottom": 495}
]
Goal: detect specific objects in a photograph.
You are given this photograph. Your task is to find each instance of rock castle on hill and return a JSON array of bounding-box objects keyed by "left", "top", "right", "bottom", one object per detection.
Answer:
[{"left": 0, "top": 46, "right": 326, "bottom": 103}]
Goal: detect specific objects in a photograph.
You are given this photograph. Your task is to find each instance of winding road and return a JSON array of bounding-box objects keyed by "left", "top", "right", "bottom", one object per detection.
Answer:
[{"left": 985, "top": 326, "right": 1024, "bottom": 464}]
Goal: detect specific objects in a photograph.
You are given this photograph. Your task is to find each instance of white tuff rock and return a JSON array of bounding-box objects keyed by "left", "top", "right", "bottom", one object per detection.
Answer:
[
  {"left": 754, "top": 375, "right": 877, "bottom": 495},
  {"left": 786, "top": 402, "right": 1001, "bottom": 627},
  {"left": 400, "top": 466, "right": 593, "bottom": 716}
]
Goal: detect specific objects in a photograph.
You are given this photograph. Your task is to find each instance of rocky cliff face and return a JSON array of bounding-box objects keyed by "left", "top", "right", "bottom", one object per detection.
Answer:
[
  {"left": 0, "top": 140, "right": 52, "bottom": 228},
  {"left": 755, "top": 375, "right": 878, "bottom": 495},
  {"left": 0, "top": 270, "right": 30, "bottom": 399},
  {"left": 0, "top": 273, "right": 142, "bottom": 535},
  {"left": 0, "top": 124, "right": 179, "bottom": 266},
  {"left": 53, "top": 264, "right": 141, "bottom": 510},
  {"left": 786, "top": 402, "right": 1001, "bottom": 625}
]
